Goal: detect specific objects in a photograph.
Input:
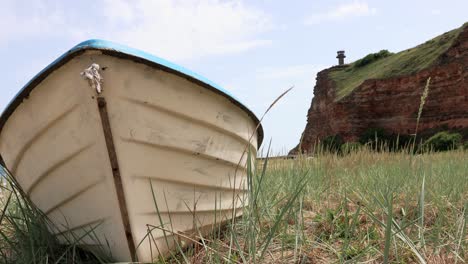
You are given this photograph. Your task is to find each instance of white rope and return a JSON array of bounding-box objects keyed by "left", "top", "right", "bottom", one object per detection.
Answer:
[{"left": 81, "top": 63, "right": 103, "bottom": 94}]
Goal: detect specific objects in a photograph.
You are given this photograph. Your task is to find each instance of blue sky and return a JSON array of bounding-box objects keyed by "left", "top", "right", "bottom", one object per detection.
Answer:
[{"left": 1, "top": 0, "right": 467, "bottom": 153}]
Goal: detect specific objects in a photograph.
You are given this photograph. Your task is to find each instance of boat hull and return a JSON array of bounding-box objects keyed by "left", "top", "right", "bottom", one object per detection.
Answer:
[{"left": 0, "top": 50, "right": 259, "bottom": 262}]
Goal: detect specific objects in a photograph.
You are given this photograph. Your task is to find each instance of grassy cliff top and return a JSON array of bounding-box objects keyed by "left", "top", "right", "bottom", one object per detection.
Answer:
[{"left": 330, "top": 24, "right": 465, "bottom": 101}]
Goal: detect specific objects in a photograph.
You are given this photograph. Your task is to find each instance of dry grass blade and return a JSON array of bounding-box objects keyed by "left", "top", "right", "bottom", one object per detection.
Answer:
[
  {"left": 415, "top": 77, "right": 431, "bottom": 137},
  {"left": 249, "top": 85, "right": 294, "bottom": 148},
  {"left": 146, "top": 224, "right": 242, "bottom": 264},
  {"left": 263, "top": 86, "right": 294, "bottom": 119}
]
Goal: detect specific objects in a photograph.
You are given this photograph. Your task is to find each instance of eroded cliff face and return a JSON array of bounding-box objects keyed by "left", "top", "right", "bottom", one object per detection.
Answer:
[{"left": 292, "top": 25, "right": 468, "bottom": 154}]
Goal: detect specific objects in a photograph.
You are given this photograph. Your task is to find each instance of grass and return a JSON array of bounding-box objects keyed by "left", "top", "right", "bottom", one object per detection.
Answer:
[
  {"left": 254, "top": 149, "right": 467, "bottom": 263},
  {"left": 330, "top": 24, "right": 464, "bottom": 100},
  {"left": 156, "top": 147, "right": 467, "bottom": 263},
  {"left": 0, "top": 168, "right": 113, "bottom": 264},
  {"left": 1, "top": 148, "right": 467, "bottom": 263}
]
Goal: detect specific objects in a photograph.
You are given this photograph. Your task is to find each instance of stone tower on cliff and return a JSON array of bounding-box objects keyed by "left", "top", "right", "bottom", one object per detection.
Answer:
[{"left": 336, "top": 50, "right": 346, "bottom": 65}]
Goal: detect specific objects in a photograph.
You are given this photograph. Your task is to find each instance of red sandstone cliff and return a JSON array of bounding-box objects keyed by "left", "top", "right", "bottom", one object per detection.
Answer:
[{"left": 292, "top": 24, "right": 468, "bottom": 154}]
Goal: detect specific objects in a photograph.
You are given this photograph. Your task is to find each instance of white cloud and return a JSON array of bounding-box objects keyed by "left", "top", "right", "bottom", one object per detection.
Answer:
[
  {"left": 256, "top": 64, "right": 324, "bottom": 80},
  {"left": 95, "top": 0, "right": 273, "bottom": 61},
  {"left": 304, "top": 1, "right": 377, "bottom": 25},
  {"left": 0, "top": 0, "right": 66, "bottom": 43},
  {"left": 0, "top": 0, "right": 272, "bottom": 61}
]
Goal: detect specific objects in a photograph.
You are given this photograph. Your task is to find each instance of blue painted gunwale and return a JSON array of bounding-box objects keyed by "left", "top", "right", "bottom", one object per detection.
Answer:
[{"left": 0, "top": 39, "right": 263, "bottom": 148}]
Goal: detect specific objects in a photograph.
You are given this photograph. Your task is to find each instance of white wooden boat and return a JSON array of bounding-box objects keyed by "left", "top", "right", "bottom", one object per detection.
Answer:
[{"left": 0, "top": 40, "right": 263, "bottom": 262}]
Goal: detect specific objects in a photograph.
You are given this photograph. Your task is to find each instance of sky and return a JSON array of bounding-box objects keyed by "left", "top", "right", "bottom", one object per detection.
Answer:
[{"left": 0, "top": 0, "right": 467, "bottom": 154}]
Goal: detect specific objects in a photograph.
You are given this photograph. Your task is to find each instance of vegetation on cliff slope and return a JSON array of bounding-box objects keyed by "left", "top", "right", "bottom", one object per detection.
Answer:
[{"left": 330, "top": 24, "right": 465, "bottom": 100}]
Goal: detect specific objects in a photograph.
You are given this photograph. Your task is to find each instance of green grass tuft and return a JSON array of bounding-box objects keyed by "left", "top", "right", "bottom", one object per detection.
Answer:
[{"left": 0, "top": 168, "right": 113, "bottom": 264}]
